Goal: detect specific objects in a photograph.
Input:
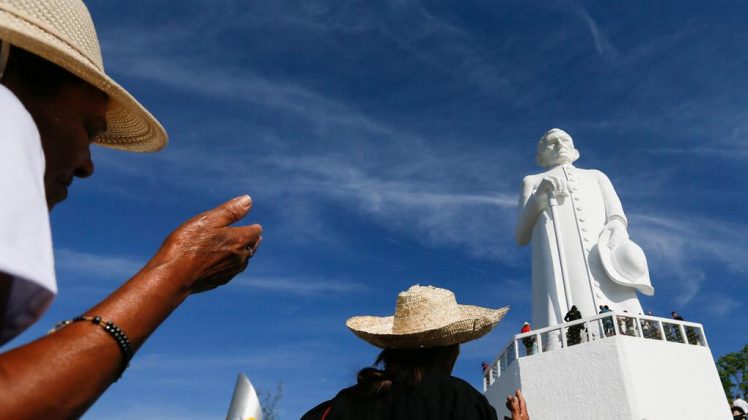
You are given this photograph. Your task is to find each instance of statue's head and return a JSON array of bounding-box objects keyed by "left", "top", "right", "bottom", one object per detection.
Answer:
[{"left": 535, "top": 128, "right": 580, "bottom": 169}]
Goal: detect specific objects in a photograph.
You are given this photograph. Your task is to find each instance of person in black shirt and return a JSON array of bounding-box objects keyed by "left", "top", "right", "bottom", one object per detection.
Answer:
[
  {"left": 564, "top": 305, "right": 583, "bottom": 345},
  {"left": 301, "top": 284, "right": 529, "bottom": 420}
]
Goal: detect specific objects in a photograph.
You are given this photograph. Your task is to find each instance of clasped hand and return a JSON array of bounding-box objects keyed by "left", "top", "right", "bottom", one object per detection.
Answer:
[
  {"left": 534, "top": 176, "right": 569, "bottom": 208},
  {"left": 602, "top": 218, "right": 628, "bottom": 249}
]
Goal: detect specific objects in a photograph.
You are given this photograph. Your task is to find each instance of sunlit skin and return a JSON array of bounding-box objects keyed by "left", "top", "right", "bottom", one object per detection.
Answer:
[
  {"left": 505, "top": 389, "right": 529, "bottom": 420},
  {"left": 0, "top": 52, "right": 263, "bottom": 418}
]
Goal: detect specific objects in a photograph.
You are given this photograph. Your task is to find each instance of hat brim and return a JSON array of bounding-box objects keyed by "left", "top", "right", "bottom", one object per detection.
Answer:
[
  {"left": 0, "top": 8, "right": 167, "bottom": 152},
  {"left": 598, "top": 231, "right": 654, "bottom": 296},
  {"left": 346, "top": 304, "right": 509, "bottom": 349}
]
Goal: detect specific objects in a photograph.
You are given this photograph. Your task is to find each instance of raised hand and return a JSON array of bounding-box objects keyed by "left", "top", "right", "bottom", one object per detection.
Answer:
[
  {"left": 504, "top": 389, "right": 529, "bottom": 420},
  {"left": 154, "top": 195, "right": 263, "bottom": 293}
]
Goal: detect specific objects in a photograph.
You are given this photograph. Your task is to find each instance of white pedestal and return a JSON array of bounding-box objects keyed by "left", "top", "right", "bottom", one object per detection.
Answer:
[{"left": 484, "top": 334, "right": 731, "bottom": 420}]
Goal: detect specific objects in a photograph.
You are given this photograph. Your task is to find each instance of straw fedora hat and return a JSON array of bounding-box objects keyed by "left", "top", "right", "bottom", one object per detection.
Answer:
[
  {"left": 0, "top": 0, "right": 167, "bottom": 152},
  {"left": 598, "top": 230, "right": 654, "bottom": 296},
  {"left": 346, "top": 285, "right": 509, "bottom": 349}
]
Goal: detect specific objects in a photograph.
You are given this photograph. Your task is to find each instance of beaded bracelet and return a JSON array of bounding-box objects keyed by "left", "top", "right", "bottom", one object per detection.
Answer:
[{"left": 51, "top": 316, "right": 133, "bottom": 379}]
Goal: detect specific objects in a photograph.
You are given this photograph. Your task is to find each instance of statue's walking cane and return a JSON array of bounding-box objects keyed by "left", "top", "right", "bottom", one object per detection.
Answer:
[{"left": 548, "top": 191, "right": 573, "bottom": 314}]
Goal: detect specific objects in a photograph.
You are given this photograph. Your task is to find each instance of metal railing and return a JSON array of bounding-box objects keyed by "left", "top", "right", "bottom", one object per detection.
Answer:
[{"left": 482, "top": 312, "right": 708, "bottom": 391}]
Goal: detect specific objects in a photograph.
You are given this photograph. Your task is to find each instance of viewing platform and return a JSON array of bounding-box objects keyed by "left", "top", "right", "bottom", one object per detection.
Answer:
[{"left": 482, "top": 312, "right": 730, "bottom": 419}]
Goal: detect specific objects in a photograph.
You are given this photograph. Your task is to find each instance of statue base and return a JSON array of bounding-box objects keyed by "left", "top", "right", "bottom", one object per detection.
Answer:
[{"left": 483, "top": 314, "right": 730, "bottom": 419}]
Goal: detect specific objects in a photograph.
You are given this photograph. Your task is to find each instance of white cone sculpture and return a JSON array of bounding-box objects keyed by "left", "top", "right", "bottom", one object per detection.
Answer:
[{"left": 226, "top": 372, "right": 263, "bottom": 420}]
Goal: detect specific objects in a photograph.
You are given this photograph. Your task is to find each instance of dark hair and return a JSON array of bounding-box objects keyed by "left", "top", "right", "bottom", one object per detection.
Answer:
[
  {"left": 3, "top": 46, "right": 82, "bottom": 95},
  {"left": 356, "top": 344, "right": 459, "bottom": 396}
]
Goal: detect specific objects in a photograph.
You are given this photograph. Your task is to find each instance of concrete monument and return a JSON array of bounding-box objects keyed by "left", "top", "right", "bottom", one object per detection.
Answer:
[
  {"left": 480, "top": 129, "right": 729, "bottom": 419},
  {"left": 515, "top": 128, "right": 653, "bottom": 330}
]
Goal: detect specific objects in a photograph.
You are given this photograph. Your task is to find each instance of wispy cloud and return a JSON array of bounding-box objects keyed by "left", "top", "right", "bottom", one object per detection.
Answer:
[
  {"left": 631, "top": 213, "right": 748, "bottom": 306},
  {"left": 55, "top": 248, "right": 143, "bottom": 281},
  {"left": 572, "top": 2, "right": 620, "bottom": 63},
  {"left": 132, "top": 350, "right": 297, "bottom": 371},
  {"left": 89, "top": 25, "right": 528, "bottom": 262},
  {"left": 698, "top": 293, "right": 741, "bottom": 317},
  {"left": 94, "top": 403, "right": 216, "bottom": 420},
  {"left": 568, "top": 1, "right": 620, "bottom": 62},
  {"left": 645, "top": 147, "right": 748, "bottom": 160},
  {"left": 236, "top": 275, "right": 368, "bottom": 296}
]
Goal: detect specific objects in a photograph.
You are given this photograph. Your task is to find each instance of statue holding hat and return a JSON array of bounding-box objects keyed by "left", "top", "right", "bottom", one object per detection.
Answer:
[{"left": 515, "top": 128, "right": 654, "bottom": 333}]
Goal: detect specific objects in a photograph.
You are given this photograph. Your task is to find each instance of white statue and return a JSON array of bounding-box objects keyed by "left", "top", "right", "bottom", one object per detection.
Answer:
[{"left": 515, "top": 128, "right": 654, "bottom": 331}]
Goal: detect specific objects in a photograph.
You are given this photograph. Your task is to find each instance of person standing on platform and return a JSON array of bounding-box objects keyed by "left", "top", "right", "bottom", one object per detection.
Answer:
[
  {"left": 520, "top": 322, "right": 537, "bottom": 355},
  {"left": 563, "top": 305, "right": 583, "bottom": 345}
]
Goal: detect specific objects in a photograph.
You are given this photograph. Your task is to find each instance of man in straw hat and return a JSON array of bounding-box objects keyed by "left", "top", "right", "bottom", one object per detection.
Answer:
[
  {"left": 302, "top": 284, "right": 529, "bottom": 420},
  {"left": 0, "top": 0, "right": 262, "bottom": 417}
]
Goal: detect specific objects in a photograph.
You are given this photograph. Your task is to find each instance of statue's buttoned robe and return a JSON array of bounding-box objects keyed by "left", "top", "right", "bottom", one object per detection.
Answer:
[{"left": 517, "top": 164, "right": 643, "bottom": 331}]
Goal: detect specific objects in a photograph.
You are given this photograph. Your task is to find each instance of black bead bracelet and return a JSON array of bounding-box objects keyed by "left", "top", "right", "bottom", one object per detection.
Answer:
[{"left": 51, "top": 315, "right": 133, "bottom": 379}]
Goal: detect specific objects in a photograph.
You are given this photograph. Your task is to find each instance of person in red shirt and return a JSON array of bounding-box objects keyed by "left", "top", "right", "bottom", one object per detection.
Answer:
[{"left": 520, "top": 322, "right": 536, "bottom": 355}]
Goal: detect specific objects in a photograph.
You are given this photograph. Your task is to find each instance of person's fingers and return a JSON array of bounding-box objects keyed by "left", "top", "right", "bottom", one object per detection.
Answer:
[
  {"left": 235, "top": 224, "right": 263, "bottom": 244},
  {"left": 202, "top": 195, "right": 253, "bottom": 227},
  {"left": 248, "top": 234, "right": 263, "bottom": 255},
  {"left": 506, "top": 395, "right": 519, "bottom": 412},
  {"left": 517, "top": 389, "right": 527, "bottom": 413}
]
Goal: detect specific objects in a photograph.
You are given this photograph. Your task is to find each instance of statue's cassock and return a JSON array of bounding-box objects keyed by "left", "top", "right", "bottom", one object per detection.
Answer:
[{"left": 515, "top": 129, "right": 652, "bottom": 331}]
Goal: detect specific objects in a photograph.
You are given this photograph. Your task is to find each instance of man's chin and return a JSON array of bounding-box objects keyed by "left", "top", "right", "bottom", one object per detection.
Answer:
[
  {"left": 46, "top": 187, "right": 68, "bottom": 211},
  {"left": 550, "top": 157, "right": 572, "bottom": 166}
]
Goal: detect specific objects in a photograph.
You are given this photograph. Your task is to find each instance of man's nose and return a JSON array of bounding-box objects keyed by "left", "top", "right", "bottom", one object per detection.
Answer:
[{"left": 74, "top": 154, "right": 95, "bottom": 178}]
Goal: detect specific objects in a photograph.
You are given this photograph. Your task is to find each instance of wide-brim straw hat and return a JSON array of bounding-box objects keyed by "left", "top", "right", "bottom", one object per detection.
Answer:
[
  {"left": 346, "top": 285, "right": 509, "bottom": 349},
  {"left": 0, "top": 0, "right": 167, "bottom": 152}
]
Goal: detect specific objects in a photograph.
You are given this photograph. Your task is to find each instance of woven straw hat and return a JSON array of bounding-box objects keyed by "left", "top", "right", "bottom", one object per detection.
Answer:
[
  {"left": 0, "top": 0, "right": 167, "bottom": 152},
  {"left": 346, "top": 285, "right": 509, "bottom": 349}
]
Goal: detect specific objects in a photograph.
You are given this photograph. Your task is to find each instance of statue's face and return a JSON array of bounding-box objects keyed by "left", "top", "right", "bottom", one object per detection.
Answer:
[{"left": 539, "top": 132, "right": 578, "bottom": 168}]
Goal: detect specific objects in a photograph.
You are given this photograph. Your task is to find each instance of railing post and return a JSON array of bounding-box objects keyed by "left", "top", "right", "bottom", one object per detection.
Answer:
[
  {"left": 636, "top": 316, "right": 643, "bottom": 338},
  {"left": 514, "top": 338, "right": 520, "bottom": 360},
  {"left": 536, "top": 332, "right": 543, "bottom": 354},
  {"left": 560, "top": 325, "right": 568, "bottom": 348},
  {"left": 657, "top": 320, "right": 666, "bottom": 341},
  {"left": 678, "top": 323, "right": 687, "bottom": 344},
  {"left": 584, "top": 321, "right": 590, "bottom": 342},
  {"left": 699, "top": 326, "right": 709, "bottom": 347}
]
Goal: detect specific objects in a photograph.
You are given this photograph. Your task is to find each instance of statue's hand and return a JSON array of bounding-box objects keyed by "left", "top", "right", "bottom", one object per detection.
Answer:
[
  {"left": 535, "top": 176, "right": 568, "bottom": 206},
  {"left": 603, "top": 219, "right": 629, "bottom": 248}
]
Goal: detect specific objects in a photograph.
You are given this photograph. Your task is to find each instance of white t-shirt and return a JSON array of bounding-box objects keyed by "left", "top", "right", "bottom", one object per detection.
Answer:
[{"left": 0, "top": 84, "right": 56, "bottom": 345}]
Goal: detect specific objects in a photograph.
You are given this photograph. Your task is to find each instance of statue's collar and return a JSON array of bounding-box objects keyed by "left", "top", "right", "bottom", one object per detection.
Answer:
[{"left": 549, "top": 163, "right": 575, "bottom": 171}]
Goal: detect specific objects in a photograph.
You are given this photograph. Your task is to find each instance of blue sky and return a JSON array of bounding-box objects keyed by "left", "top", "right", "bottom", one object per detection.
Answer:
[{"left": 7, "top": 0, "right": 748, "bottom": 417}]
